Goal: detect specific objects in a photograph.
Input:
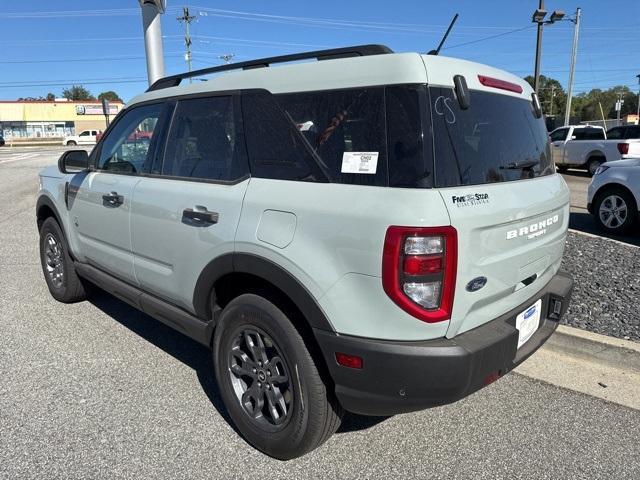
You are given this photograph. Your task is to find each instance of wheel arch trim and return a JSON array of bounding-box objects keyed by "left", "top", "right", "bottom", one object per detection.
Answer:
[{"left": 192, "top": 252, "right": 335, "bottom": 332}]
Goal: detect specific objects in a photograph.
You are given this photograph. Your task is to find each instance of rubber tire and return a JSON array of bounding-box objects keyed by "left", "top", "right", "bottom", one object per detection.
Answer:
[
  {"left": 66, "top": 140, "right": 77, "bottom": 146},
  {"left": 556, "top": 165, "right": 569, "bottom": 173},
  {"left": 587, "top": 157, "right": 604, "bottom": 176},
  {"left": 593, "top": 186, "right": 638, "bottom": 235},
  {"left": 39, "top": 217, "right": 88, "bottom": 303},
  {"left": 213, "top": 294, "right": 343, "bottom": 460}
]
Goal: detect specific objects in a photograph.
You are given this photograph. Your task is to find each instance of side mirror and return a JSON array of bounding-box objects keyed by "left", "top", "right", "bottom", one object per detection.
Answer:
[{"left": 58, "top": 149, "right": 89, "bottom": 174}]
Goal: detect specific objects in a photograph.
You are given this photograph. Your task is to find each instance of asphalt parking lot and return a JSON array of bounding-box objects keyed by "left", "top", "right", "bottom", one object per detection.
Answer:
[{"left": 1, "top": 147, "right": 639, "bottom": 479}]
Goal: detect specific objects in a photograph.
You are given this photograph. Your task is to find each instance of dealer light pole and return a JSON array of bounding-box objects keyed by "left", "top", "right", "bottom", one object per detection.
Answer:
[
  {"left": 531, "top": 2, "right": 565, "bottom": 95},
  {"left": 139, "top": 0, "right": 166, "bottom": 86},
  {"left": 636, "top": 74, "right": 640, "bottom": 121}
]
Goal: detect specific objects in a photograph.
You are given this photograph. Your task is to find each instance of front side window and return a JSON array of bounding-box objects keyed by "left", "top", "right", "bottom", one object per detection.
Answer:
[
  {"left": 97, "top": 103, "right": 163, "bottom": 174},
  {"left": 549, "top": 128, "right": 569, "bottom": 142},
  {"left": 162, "top": 96, "right": 248, "bottom": 181},
  {"left": 431, "top": 88, "right": 553, "bottom": 187}
]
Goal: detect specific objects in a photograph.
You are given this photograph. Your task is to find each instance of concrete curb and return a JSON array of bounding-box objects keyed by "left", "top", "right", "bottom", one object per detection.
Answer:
[{"left": 546, "top": 325, "right": 640, "bottom": 373}]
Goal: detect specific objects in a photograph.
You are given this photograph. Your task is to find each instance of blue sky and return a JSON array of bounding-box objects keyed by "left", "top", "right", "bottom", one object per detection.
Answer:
[{"left": 0, "top": 0, "right": 638, "bottom": 102}]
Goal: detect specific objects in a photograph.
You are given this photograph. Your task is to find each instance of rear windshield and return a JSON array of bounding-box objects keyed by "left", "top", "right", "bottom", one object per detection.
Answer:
[{"left": 430, "top": 87, "right": 554, "bottom": 187}]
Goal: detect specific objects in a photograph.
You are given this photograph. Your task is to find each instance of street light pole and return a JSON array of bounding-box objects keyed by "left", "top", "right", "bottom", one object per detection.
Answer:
[
  {"left": 564, "top": 7, "right": 581, "bottom": 126},
  {"left": 139, "top": 0, "right": 166, "bottom": 86},
  {"left": 533, "top": 0, "right": 545, "bottom": 95},
  {"left": 636, "top": 74, "right": 640, "bottom": 122}
]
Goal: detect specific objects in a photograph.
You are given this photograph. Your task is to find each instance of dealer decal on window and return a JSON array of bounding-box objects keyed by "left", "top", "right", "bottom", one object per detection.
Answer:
[{"left": 341, "top": 152, "right": 379, "bottom": 174}]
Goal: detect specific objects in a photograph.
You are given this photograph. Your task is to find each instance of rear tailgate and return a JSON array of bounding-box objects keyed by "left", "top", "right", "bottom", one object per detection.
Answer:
[{"left": 440, "top": 174, "right": 569, "bottom": 338}]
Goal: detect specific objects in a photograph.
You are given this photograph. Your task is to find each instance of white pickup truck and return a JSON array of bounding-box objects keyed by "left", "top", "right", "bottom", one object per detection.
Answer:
[
  {"left": 549, "top": 125, "right": 640, "bottom": 175},
  {"left": 62, "top": 129, "right": 99, "bottom": 146}
]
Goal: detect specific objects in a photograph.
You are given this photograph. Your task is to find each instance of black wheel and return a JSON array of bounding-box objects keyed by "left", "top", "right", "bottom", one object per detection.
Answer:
[
  {"left": 587, "top": 157, "right": 604, "bottom": 176},
  {"left": 213, "top": 294, "right": 343, "bottom": 460},
  {"left": 594, "top": 187, "right": 638, "bottom": 235},
  {"left": 39, "top": 217, "right": 88, "bottom": 303},
  {"left": 556, "top": 165, "right": 569, "bottom": 173},
  {"left": 66, "top": 140, "right": 77, "bottom": 146}
]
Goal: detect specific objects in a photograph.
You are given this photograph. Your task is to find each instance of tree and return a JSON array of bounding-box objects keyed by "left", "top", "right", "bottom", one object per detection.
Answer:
[
  {"left": 62, "top": 85, "right": 95, "bottom": 101},
  {"left": 524, "top": 75, "right": 566, "bottom": 118},
  {"left": 46, "top": 92, "right": 56, "bottom": 101},
  {"left": 97, "top": 90, "right": 122, "bottom": 102}
]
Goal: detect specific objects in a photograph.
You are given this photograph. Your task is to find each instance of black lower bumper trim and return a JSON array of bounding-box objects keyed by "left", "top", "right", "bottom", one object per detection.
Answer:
[{"left": 314, "top": 270, "right": 574, "bottom": 416}]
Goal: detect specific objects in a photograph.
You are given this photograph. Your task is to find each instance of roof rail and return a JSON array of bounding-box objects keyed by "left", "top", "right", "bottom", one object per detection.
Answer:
[{"left": 146, "top": 44, "right": 393, "bottom": 92}]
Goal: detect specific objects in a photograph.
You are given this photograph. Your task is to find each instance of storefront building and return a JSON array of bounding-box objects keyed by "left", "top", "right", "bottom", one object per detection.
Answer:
[{"left": 0, "top": 99, "right": 124, "bottom": 138}]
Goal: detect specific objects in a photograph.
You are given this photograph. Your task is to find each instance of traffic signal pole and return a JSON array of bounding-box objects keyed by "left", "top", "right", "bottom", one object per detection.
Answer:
[{"left": 564, "top": 7, "right": 581, "bottom": 126}]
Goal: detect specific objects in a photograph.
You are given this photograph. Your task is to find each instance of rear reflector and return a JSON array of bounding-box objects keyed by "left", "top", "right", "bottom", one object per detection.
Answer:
[
  {"left": 403, "top": 255, "right": 443, "bottom": 275},
  {"left": 618, "top": 143, "right": 630, "bottom": 155},
  {"left": 335, "top": 352, "right": 363, "bottom": 369},
  {"left": 478, "top": 75, "right": 523, "bottom": 94}
]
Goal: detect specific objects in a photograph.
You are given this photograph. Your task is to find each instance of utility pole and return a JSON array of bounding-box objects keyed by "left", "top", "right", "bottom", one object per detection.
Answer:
[
  {"left": 564, "top": 7, "right": 581, "bottom": 126},
  {"left": 139, "top": 0, "right": 166, "bottom": 86},
  {"left": 615, "top": 91, "right": 624, "bottom": 127},
  {"left": 177, "top": 6, "right": 196, "bottom": 81},
  {"left": 549, "top": 84, "right": 555, "bottom": 116},
  {"left": 636, "top": 74, "right": 640, "bottom": 122}
]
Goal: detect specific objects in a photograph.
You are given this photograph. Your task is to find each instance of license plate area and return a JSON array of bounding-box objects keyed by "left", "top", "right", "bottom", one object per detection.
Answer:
[{"left": 515, "top": 299, "right": 542, "bottom": 349}]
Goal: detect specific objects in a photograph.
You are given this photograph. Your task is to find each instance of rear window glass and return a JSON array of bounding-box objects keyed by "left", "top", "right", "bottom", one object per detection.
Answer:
[
  {"left": 275, "top": 87, "right": 388, "bottom": 186},
  {"left": 573, "top": 128, "right": 604, "bottom": 140},
  {"left": 430, "top": 87, "right": 553, "bottom": 187}
]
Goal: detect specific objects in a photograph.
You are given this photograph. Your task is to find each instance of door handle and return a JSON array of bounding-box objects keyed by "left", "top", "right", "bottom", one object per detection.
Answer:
[
  {"left": 102, "top": 191, "right": 124, "bottom": 207},
  {"left": 182, "top": 206, "right": 219, "bottom": 226}
]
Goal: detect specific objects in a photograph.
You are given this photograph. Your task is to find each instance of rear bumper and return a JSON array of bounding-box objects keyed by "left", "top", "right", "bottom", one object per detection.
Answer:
[{"left": 315, "top": 270, "right": 573, "bottom": 416}]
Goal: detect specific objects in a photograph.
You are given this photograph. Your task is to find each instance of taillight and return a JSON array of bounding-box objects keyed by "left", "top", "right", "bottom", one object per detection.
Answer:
[
  {"left": 382, "top": 226, "right": 457, "bottom": 323},
  {"left": 618, "top": 143, "right": 630, "bottom": 155}
]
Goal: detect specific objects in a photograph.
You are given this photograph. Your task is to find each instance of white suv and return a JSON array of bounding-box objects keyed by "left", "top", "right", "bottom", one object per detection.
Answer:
[
  {"left": 588, "top": 159, "right": 640, "bottom": 233},
  {"left": 36, "top": 45, "right": 573, "bottom": 459}
]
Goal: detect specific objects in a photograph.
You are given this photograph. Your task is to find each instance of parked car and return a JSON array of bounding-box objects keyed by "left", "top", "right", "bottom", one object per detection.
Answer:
[
  {"left": 588, "top": 158, "right": 640, "bottom": 234},
  {"left": 62, "top": 129, "right": 99, "bottom": 146},
  {"left": 606, "top": 124, "right": 640, "bottom": 140},
  {"left": 549, "top": 125, "right": 640, "bottom": 175},
  {"left": 36, "top": 44, "right": 574, "bottom": 459},
  {"left": 0, "top": 135, "right": 5, "bottom": 147}
]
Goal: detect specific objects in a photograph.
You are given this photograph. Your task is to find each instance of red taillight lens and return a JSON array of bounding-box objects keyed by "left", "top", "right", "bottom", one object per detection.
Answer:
[
  {"left": 618, "top": 143, "right": 630, "bottom": 155},
  {"left": 335, "top": 352, "right": 363, "bottom": 369},
  {"left": 478, "top": 75, "right": 523, "bottom": 94},
  {"left": 382, "top": 226, "right": 457, "bottom": 323},
  {"left": 403, "top": 255, "right": 442, "bottom": 275}
]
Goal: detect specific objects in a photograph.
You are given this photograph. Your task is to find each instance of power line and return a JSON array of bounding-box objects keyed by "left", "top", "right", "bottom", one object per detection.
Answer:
[
  {"left": 177, "top": 6, "right": 197, "bottom": 80},
  {"left": 442, "top": 25, "right": 536, "bottom": 50}
]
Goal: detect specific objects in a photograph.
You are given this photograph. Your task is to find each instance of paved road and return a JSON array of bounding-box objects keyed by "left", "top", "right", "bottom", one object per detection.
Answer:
[
  {"left": 561, "top": 169, "right": 640, "bottom": 247},
  {"left": 1, "top": 149, "right": 639, "bottom": 479}
]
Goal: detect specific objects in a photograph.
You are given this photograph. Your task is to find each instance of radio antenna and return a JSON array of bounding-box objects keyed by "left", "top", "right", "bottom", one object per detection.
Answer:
[{"left": 428, "top": 14, "right": 459, "bottom": 55}]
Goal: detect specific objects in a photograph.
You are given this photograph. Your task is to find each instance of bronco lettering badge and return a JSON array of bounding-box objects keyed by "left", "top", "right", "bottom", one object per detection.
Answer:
[{"left": 506, "top": 215, "right": 559, "bottom": 240}]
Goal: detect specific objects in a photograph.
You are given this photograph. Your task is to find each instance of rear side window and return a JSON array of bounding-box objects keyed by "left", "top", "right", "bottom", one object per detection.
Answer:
[
  {"left": 276, "top": 88, "right": 388, "bottom": 186},
  {"left": 242, "top": 91, "right": 325, "bottom": 182},
  {"left": 162, "top": 96, "right": 248, "bottom": 181},
  {"left": 625, "top": 126, "right": 640, "bottom": 139},
  {"left": 606, "top": 127, "right": 625, "bottom": 139},
  {"left": 430, "top": 87, "right": 553, "bottom": 187}
]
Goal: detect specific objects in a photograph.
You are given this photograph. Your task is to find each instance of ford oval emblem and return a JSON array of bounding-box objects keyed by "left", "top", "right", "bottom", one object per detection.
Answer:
[{"left": 466, "top": 276, "right": 487, "bottom": 292}]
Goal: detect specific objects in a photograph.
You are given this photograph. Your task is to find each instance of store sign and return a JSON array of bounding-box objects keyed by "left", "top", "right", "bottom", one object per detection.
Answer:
[{"left": 76, "top": 104, "right": 119, "bottom": 115}]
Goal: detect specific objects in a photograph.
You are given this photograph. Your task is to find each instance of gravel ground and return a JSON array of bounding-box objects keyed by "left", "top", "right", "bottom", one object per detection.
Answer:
[{"left": 562, "top": 231, "right": 640, "bottom": 341}]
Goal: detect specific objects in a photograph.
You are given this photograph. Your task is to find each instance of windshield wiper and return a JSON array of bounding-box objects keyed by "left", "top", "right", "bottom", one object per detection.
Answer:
[{"left": 500, "top": 160, "right": 539, "bottom": 170}]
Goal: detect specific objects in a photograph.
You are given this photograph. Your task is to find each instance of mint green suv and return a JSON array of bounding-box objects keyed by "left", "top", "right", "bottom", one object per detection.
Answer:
[{"left": 37, "top": 45, "right": 573, "bottom": 459}]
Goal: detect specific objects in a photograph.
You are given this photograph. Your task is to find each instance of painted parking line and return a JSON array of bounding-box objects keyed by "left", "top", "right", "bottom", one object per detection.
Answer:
[{"left": 0, "top": 153, "right": 41, "bottom": 164}]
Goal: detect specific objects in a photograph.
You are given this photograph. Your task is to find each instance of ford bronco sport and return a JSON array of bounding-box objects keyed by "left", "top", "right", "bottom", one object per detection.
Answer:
[{"left": 37, "top": 45, "right": 573, "bottom": 460}]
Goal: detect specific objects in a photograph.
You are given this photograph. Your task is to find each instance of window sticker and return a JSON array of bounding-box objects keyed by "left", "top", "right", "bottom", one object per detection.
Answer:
[{"left": 341, "top": 152, "right": 379, "bottom": 174}]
